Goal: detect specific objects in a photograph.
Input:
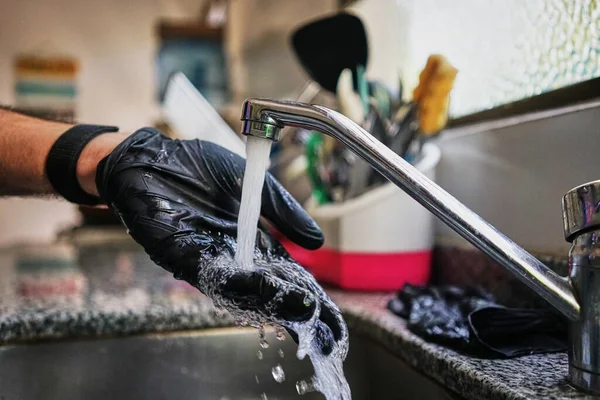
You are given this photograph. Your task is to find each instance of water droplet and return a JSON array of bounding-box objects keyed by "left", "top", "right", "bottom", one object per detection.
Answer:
[
  {"left": 303, "top": 296, "right": 312, "bottom": 306},
  {"left": 151, "top": 149, "right": 169, "bottom": 163},
  {"left": 275, "top": 326, "right": 286, "bottom": 341},
  {"left": 277, "top": 349, "right": 284, "bottom": 358},
  {"left": 258, "top": 325, "right": 269, "bottom": 348},
  {"left": 296, "top": 380, "right": 314, "bottom": 395},
  {"left": 257, "top": 350, "right": 263, "bottom": 360},
  {"left": 214, "top": 308, "right": 226, "bottom": 318},
  {"left": 250, "top": 321, "right": 262, "bottom": 329},
  {"left": 255, "top": 374, "right": 260, "bottom": 384},
  {"left": 260, "top": 393, "right": 268, "bottom": 400},
  {"left": 271, "top": 364, "right": 285, "bottom": 383}
]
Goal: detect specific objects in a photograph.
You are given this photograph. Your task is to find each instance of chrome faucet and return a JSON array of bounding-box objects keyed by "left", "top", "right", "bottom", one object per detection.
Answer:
[{"left": 240, "top": 98, "right": 600, "bottom": 394}]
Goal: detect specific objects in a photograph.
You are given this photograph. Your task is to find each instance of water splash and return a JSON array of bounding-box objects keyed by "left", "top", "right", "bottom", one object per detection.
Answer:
[
  {"left": 207, "top": 257, "right": 351, "bottom": 400},
  {"left": 303, "top": 296, "right": 313, "bottom": 307},
  {"left": 150, "top": 148, "right": 169, "bottom": 163},
  {"left": 214, "top": 308, "right": 227, "bottom": 318},
  {"left": 258, "top": 325, "right": 270, "bottom": 349},
  {"left": 293, "top": 321, "right": 351, "bottom": 400},
  {"left": 296, "top": 379, "right": 315, "bottom": 395},
  {"left": 275, "top": 326, "right": 286, "bottom": 341},
  {"left": 222, "top": 132, "right": 351, "bottom": 399},
  {"left": 257, "top": 350, "right": 263, "bottom": 360},
  {"left": 259, "top": 341, "right": 270, "bottom": 349}
]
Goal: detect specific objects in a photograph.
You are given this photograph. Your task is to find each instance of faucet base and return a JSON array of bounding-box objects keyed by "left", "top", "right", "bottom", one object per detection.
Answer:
[{"left": 570, "top": 366, "right": 600, "bottom": 394}]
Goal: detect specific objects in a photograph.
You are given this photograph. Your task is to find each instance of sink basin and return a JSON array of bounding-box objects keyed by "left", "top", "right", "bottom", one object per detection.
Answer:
[{"left": 0, "top": 327, "right": 461, "bottom": 399}]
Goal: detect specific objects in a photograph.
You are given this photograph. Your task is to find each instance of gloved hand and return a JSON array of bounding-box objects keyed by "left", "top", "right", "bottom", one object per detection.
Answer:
[{"left": 95, "top": 128, "right": 347, "bottom": 357}]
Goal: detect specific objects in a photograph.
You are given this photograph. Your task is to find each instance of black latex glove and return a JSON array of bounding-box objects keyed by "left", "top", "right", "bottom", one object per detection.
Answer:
[
  {"left": 388, "top": 284, "right": 566, "bottom": 358},
  {"left": 96, "top": 128, "right": 348, "bottom": 357}
]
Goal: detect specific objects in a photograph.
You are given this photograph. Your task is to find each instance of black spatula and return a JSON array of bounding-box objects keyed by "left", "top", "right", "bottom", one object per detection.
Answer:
[{"left": 291, "top": 12, "right": 368, "bottom": 93}]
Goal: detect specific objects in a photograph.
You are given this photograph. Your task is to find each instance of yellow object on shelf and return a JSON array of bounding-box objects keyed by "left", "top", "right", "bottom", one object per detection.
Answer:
[{"left": 413, "top": 54, "right": 458, "bottom": 135}]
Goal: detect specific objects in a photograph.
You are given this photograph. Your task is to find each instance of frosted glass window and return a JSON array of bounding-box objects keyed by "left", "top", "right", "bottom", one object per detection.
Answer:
[{"left": 402, "top": 0, "right": 600, "bottom": 117}]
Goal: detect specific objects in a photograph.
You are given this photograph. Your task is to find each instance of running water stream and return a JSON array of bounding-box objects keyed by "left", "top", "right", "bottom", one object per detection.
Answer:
[
  {"left": 235, "top": 136, "right": 351, "bottom": 400},
  {"left": 235, "top": 136, "right": 273, "bottom": 270}
]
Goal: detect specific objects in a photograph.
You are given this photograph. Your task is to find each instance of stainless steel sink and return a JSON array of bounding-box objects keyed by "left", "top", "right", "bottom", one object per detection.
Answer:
[{"left": 0, "top": 327, "right": 462, "bottom": 400}]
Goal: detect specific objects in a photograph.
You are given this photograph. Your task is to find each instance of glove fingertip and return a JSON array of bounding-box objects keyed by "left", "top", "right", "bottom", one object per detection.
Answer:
[
  {"left": 262, "top": 175, "right": 324, "bottom": 250},
  {"left": 297, "top": 229, "right": 324, "bottom": 250},
  {"left": 270, "top": 223, "right": 324, "bottom": 251}
]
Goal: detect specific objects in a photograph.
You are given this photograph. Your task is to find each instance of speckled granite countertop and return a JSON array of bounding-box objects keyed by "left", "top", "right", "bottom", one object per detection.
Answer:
[
  {"left": 330, "top": 292, "right": 594, "bottom": 400},
  {"left": 0, "top": 242, "right": 593, "bottom": 400}
]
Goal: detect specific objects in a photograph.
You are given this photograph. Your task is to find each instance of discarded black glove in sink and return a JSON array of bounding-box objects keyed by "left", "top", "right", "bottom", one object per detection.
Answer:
[
  {"left": 96, "top": 128, "right": 347, "bottom": 356},
  {"left": 387, "top": 284, "right": 567, "bottom": 358}
]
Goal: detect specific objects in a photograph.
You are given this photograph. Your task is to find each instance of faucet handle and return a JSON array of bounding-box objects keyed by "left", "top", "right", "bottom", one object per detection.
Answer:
[{"left": 562, "top": 180, "right": 600, "bottom": 242}]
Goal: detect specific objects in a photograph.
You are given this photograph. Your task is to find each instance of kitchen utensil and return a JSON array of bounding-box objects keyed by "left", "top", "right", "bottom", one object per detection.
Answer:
[
  {"left": 412, "top": 54, "right": 458, "bottom": 135},
  {"left": 327, "top": 147, "right": 354, "bottom": 202},
  {"left": 368, "top": 80, "right": 393, "bottom": 119},
  {"left": 347, "top": 103, "right": 389, "bottom": 198},
  {"left": 291, "top": 13, "right": 370, "bottom": 202},
  {"left": 367, "top": 104, "right": 418, "bottom": 187},
  {"left": 389, "top": 103, "right": 419, "bottom": 157},
  {"left": 336, "top": 69, "right": 365, "bottom": 125},
  {"left": 336, "top": 67, "right": 387, "bottom": 198},
  {"left": 397, "top": 70, "right": 404, "bottom": 105},
  {"left": 305, "top": 132, "right": 331, "bottom": 205},
  {"left": 291, "top": 12, "right": 368, "bottom": 94},
  {"left": 162, "top": 72, "right": 246, "bottom": 157},
  {"left": 405, "top": 54, "right": 458, "bottom": 161},
  {"left": 296, "top": 80, "right": 321, "bottom": 103},
  {"left": 280, "top": 143, "right": 441, "bottom": 291},
  {"left": 356, "top": 65, "right": 370, "bottom": 115}
]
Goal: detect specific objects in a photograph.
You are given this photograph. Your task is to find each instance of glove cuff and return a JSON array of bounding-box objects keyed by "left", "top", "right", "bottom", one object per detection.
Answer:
[
  {"left": 45, "top": 124, "right": 119, "bottom": 205},
  {"left": 94, "top": 127, "right": 162, "bottom": 204}
]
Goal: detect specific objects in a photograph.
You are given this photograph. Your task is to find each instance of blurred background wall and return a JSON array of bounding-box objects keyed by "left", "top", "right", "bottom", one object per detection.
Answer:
[
  {"left": 0, "top": 0, "right": 201, "bottom": 245},
  {"left": 0, "top": 0, "right": 598, "bottom": 254},
  {"left": 0, "top": 0, "right": 407, "bottom": 246}
]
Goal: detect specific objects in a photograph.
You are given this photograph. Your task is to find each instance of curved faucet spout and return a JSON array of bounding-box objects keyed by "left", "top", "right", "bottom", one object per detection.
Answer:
[{"left": 240, "top": 98, "right": 580, "bottom": 321}]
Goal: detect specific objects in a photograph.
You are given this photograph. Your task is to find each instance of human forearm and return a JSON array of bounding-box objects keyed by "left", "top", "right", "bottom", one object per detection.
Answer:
[
  {"left": 0, "top": 108, "right": 127, "bottom": 198},
  {"left": 0, "top": 108, "right": 71, "bottom": 195}
]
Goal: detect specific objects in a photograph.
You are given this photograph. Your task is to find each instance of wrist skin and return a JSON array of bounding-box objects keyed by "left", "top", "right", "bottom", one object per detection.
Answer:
[
  {"left": 75, "top": 132, "right": 129, "bottom": 198},
  {"left": 0, "top": 108, "right": 127, "bottom": 199}
]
